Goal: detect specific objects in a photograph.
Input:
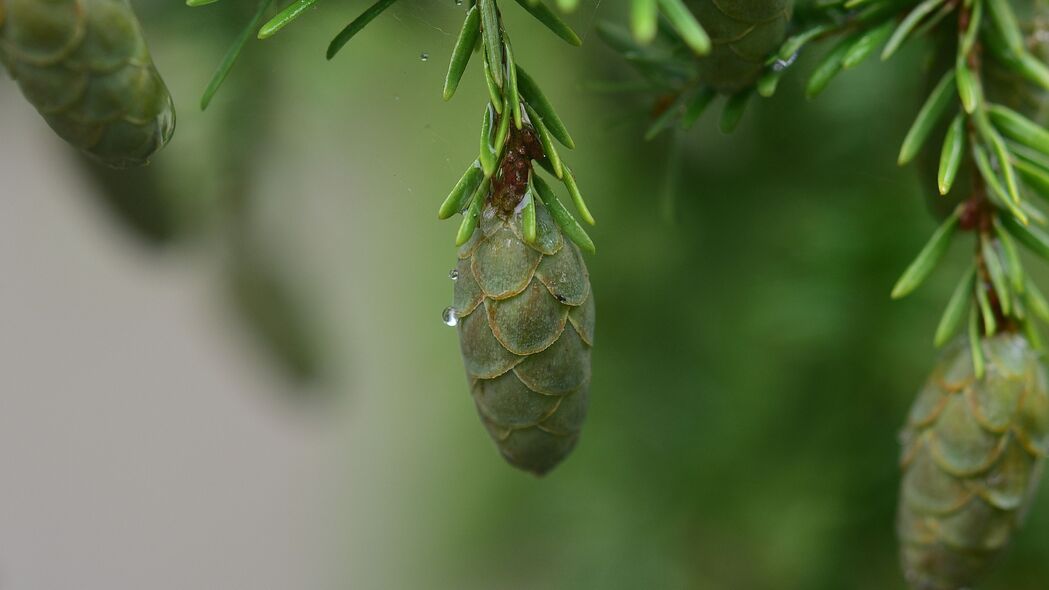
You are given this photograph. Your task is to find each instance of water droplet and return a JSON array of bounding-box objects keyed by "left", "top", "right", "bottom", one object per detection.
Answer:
[
  {"left": 455, "top": 0, "right": 463, "bottom": 5},
  {"left": 420, "top": 52, "right": 429, "bottom": 62},
  {"left": 555, "top": 294, "right": 567, "bottom": 303},
  {"left": 449, "top": 269, "right": 459, "bottom": 281},
  {"left": 442, "top": 306, "right": 459, "bottom": 327},
  {"left": 772, "top": 52, "right": 798, "bottom": 72}
]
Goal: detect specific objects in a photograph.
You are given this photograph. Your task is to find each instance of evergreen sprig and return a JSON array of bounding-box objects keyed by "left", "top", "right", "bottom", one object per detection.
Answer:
[
  {"left": 189, "top": 0, "right": 406, "bottom": 109},
  {"left": 439, "top": 0, "right": 596, "bottom": 253},
  {"left": 188, "top": 0, "right": 595, "bottom": 248},
  {"left": 815, "top": 0, "right": 1049, "bottom": 375},
  {"left": 188, "top": 0, "right": 1049, "bottom": 371},
  {"left": 597, "top": 0, "right": 795, "bottom": 136},
  {"left": 598, "top": 0, "right": 1049, "bottom": 373},
  {"left": 626, "top": 0, "right": 711, "bottom": 53}
]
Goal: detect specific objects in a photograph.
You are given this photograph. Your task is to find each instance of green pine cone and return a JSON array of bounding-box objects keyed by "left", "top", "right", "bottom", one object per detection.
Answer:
[
  {"left": 453, "top": 200, "right": 594, "bottom": 475},
  {"left": 686, "top": 0, "right": 793, "bottom": 92},
  {"left": 897, "top": 333, "right": 1049, "bottom": 590},
  {"left": 0, "top": 0, "right": 174, "bottom": 168}
]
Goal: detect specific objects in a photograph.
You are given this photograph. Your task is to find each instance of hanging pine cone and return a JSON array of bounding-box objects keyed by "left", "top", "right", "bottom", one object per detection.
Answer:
[
  {"left": 0, "top": 0, "right": 174, "bottom": 168},
  {"left": 897, "top": 333, "right": 1049, "bottom": 590},
  {"left": 449, "top": 122, "right": 594, "bottom": 475},
  {"left": 686, "top": 0, "right": 793, "bottom": 92},
  {"left": 452, "top": 200, "right": 594, "bottom": 475}
]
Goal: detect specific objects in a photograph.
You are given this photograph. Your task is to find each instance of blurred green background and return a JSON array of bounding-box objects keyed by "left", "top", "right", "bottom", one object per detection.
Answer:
[{"left": 4, "top": 1, "right": 1049, "bottom": 589}]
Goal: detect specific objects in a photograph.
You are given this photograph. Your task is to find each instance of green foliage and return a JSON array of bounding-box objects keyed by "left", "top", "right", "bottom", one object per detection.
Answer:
[
  {"left": 602, "top": 0, "right": 791, "bottom": 134},
  {"left": 257, "top": 0, "right": 315, "bottom": 38},
  {"left": 658, "top": 0, "right": 711, "bottom": 55},
  {"left": 937, "top": 114, "right": 965, "bottom": 195},
  {"left": 440, "top": 161, "right": 486, "bottom": 220},
  {"left": 327, "top": 0, "right": 401, "bottom": 59},
  {"left": 589, "top": 0, "right": 1049, "bottom": 584},
  {"left": 512, "top": 0, "right": 581, "bottom": 46},
  {"left": 898, "top": 71, "right": 956, "bottom": 166},
  {"left": 891, "top": 210, "right": 959, "bottom": 300},
  {"left": 842, "top": 19, "right": 893, "bottom": 69},
  {"left": 201, "top": 0, "right": 274, "bottom": 110},
  {"left": 934, "top": 266, "right": 974, "bottom": 347},
  {"left": 443, "top": 5, "right": 480, "bottom": 101},
  {"left": 881, "top": 0, "right": 945, "bottom": 60},
  {"left": 533, "top": 173, "right": 595, "bottom": 254}
]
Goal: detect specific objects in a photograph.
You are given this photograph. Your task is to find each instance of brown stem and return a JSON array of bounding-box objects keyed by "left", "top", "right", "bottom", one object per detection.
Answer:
[{"left": 490, "top": 122, "right": 543, "bottom": 216}]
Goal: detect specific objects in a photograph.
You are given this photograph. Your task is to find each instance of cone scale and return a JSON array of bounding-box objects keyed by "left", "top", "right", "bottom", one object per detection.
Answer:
[{"left": 0, "top": 0, "right": 174, "bottom": 167}]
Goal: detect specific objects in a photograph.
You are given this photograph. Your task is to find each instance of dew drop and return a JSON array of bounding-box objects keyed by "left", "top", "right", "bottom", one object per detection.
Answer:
[
  {"left": 442, "top": 306, "right": 459, "bottom": 327},
  {"left": 449, "top": 269, "right": 459, "bottom": 281},
  {"left": 555, "top": 294, "right": 567, "bottom": 303},
  {"left": 772, "top": 52, "right": 798, "bottom": 72},
  {"left": 455, "top": 0, "right": 463, "bottom": 5},
  {"left": 420, "top": 52, "right": 430, "bottom": 62}
]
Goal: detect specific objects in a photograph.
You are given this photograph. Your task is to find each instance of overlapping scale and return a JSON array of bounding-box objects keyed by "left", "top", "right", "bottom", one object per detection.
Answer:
[
  {"left": 569, "top": 292, "right": 595, "bottom": 346},
  {"left": 452, "top": 257, "right": 484, "bottom": 318},
  {"left": 473, "top": 371, "right": 561, "bottom": 428},
  {"left": 534, "top": 243, "right": 590, "bottom": 306},
  {"left": 458, "top": 308, "right": 522, "bottom": 380},
  {"left": 486, "top": 280, "right": 569, "bottom": 356},
  {"left": 513, "top": 325, "right": 591, "bottom": 395},
  {"left": 472, "top": 225, "right": 541, "bottom": 300},
  {"left": 928, "top": 394, "right": 1005, "bottom": 477}
]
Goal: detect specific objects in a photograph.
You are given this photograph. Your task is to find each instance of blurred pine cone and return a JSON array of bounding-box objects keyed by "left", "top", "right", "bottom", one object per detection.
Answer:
[
  {"left": 453, "top": 200, "right": 594, "bottom": 475},
  {"left": 897, "top": 333, "right": 1049, "bottom": 590},
  {"left": 0, "top": 0, "right": 174, "bottom": 167},
  {"left": 686, "top": 0, "right": 793, "bottom": 92}
]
